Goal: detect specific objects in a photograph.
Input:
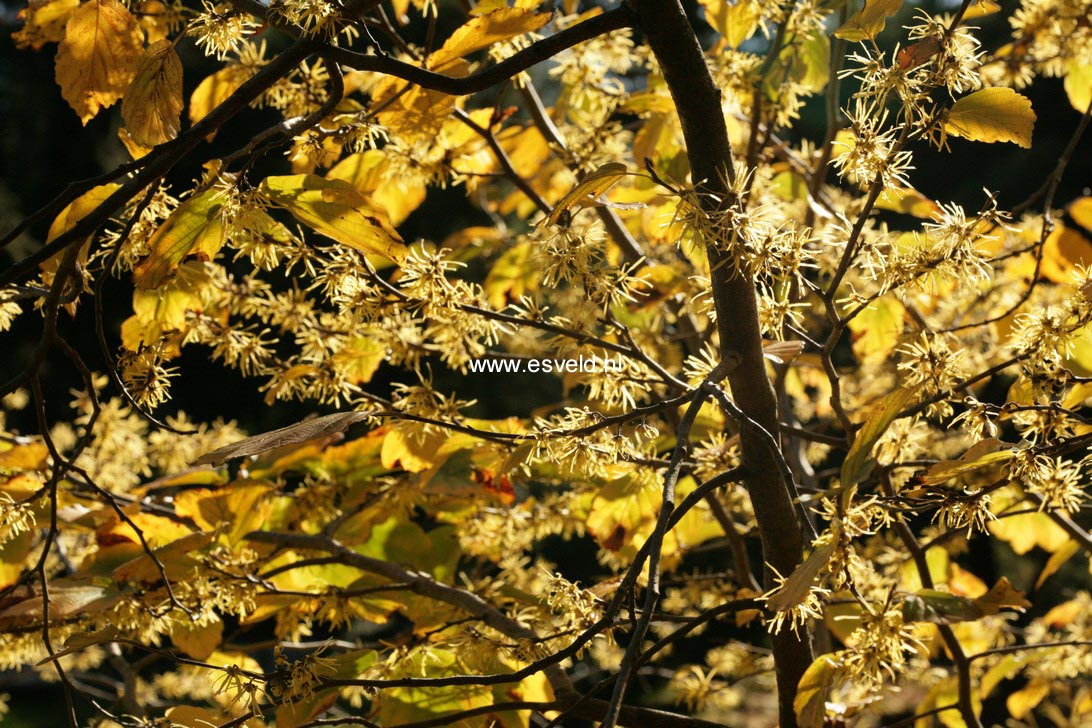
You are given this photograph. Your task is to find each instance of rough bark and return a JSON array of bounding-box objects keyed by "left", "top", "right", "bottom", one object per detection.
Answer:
[{"left": 627, "top": 1, "right": 814, "bottom": 724}]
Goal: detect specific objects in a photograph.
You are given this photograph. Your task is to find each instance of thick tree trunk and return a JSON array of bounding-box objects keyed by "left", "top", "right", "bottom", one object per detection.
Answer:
[{"left": 626, "top": 1, "right": 814, "bottom": 724}]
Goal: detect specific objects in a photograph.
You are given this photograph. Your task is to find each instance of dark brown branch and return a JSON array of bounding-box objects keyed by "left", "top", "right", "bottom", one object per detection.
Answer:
[
  {"left": 627, "top": 2, "right": 813, "bottom": 723},
  {"left": 323, "top": 7, "right": 634, "bottom": 97}
]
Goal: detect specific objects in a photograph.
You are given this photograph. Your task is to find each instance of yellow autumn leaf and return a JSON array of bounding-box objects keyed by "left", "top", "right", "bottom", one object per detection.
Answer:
[
  {"left": 54, "top": 0, "right": 143, "bottom": 124},
  {"left": 1064, "top": 62, "right": 1092, "bottom": 113},
  {"left": 988, "top": 510, "right": 1070, "bottom": 555},
  {"left": 484, "top": 241, "right": 540, "bottom": 308},
  {"left": 834, "top": 0, "right": 903, "bottom": 42},
  {"left": 12, "top": 0, "right": 80, "bottom": 50},
  {"left": 46, "top": 183, "right": 120, "bottom": 246},
  {"left": 189, "top": 65, "right": 255, "bottom": 127},
  {"left": 121, "top": 39, "right": 183, "bottom": 147},
  {"left": 428, "top": 7, "right": 552, "bottom": 71},
  {"left": 875, "top": 185, "right": 942, "bottom": 219},
  {"left": 133, "top": 188, "right": 228, "bottom": 289},
  {"left": 170, "top": 617, "right": 223, "bottom": 661},
  {"left": 700, "top": 0, "right": 762, "bottom": 48},
  {"left": 259, "top": 175, "right": 408, "bottom": 262},
  {"left": 794, "top": 655, "right": 841, "bottom": 728},
  {"left": 944, "top": 87, "right": 1036, "bottom": 148},
  {"left": 1007, "top": 678, "right": 1050, "bottom": 720},
  {"left": 1040, "top": 202, "right": 1092, "bottom": 284},
  {"left": 544, "top": 162, "right": 629, "bottom": 226},
  {"left": 848, "top": 296, "right": 905, "bottom": 364},
  {"left": 327, "top": 151, "right": 427, "bottom": 226},
  {"left": 962, "top": 0, "right": 1001, "bottom": 19}
]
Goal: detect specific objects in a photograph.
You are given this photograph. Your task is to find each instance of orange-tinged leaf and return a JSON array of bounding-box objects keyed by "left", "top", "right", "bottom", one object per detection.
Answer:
[
  {"left": 133, "top": 188, "right": 228, "bottom": 289},
  {"left": 54, "top": 0, "right": 143, "bottom": 124},
  {"left": 1042, "top": 599, "right": 1082, "bottom": 628},
  {"left": 834, "top": 0, "right": 903, "bottom": 42},
  {"left": 944, "top": 87, "right": 1036, "bottom": 148},
  {"left": 259, "top": 175, "right": 409, "bottom": 262},
  {"left": 1040, "top": 217, "right": 1092, "bottom": 284},
  {"left": 875, "top": 185, "right": 941, "bottom": 219},
  {"left": 121, "top": 39, "right": 183, "bottom": 147},
  {"left": 962, "top": 0, "right": 1001, "bottom": 19},
  {"left": 428, "top": 7, "right": 551, "bottom": 71}
]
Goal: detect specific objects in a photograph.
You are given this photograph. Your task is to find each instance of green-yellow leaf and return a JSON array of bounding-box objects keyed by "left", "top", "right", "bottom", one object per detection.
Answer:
[
  {"left": 133, "top": 188, "right": 228, "bottom": 289},
  {"left": 834, "top": 0, "right": 903, "bottom": 42},
  {"left": 259, "top": 175, "right": 408, "bottom": 262},
  {"left": 794, "top": 655, "right": 841, "bottom": 728},
  {"left": 544, "top": 162, "right": 628, "bottom": 226},
  {"left": 54, "top": 0, "right": 143, "bottom": 124},
  {"left": 121, "top": 39, "right": 183, "bottom": 147},
  {"left": 841, "top": 384, "right": 920, "bottom": 487},
  {"left": 944, "top": 87, "right": 1036, "bottom": 148}
]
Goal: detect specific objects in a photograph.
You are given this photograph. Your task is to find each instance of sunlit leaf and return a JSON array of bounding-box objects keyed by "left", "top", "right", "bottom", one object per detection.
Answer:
[
  {"left": 847, "top": 296, "right": 905, "bottom": 365},
  {"left": 767, "top": 541, "right": 836, "bottom": 613},
  {"left": 794, "top": 655, "right": 841, "bottom": 728},
  {"left": 944, "top": 88, "right": 1036, "bottom": 148},
  {"left": 699, "top": 0, "right": 762, "bottom": 48},
  {"left": 54, "top": 0, "right": 143, "bottom": 123},
  {"left": 170, "top": 617, "right": 223, "bottom": 660},
  {"left": 133, "top": 188, "right": 228, "bottom": 289},
  {"left": 121, "top": 39, "right": 183, "bottom": 146},
  {"left": 12, "top": 0, "right": 80, "bottom": 50},
  {"left": 327, "top": 151, "right": 427, "bottom": 226},
  {"left": 1007, "top": 678, "right": 1051, "bottom": 720},
  {"left": 259, "top": 174, "right": 409, "bottom": 262},
  {"left": 428, "top": 7, "right": 551, "bottom": 71},
  {"left": 1064, "top": 62, "right": 1092, "bottom": 113},
  {"left": 834, "top": 0, "right": 903, "bottom": 42},
  {"left": 544, "top": 162, "right": 628, "bottom": 226},
  {"left": 189, "top": 65, "right": 254, "bottom": 128},
  {"left": 841, "top": 384, "right": 920, "bottom": 487}
]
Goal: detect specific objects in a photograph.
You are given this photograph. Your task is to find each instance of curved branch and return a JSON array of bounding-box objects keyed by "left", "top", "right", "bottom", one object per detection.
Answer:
[{"left": 322, "top": 7, "right": 634, "bottom": 96}]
